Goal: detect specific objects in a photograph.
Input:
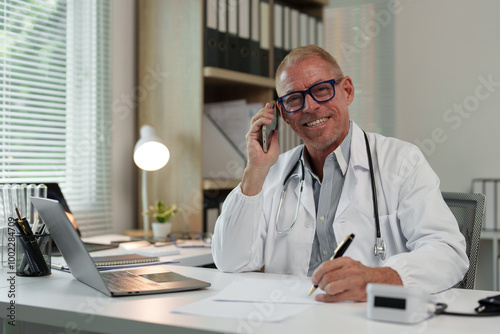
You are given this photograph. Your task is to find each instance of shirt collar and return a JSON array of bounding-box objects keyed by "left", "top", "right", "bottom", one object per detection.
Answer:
[{"left": 336, "top": 121, "right": 352, "bottom": 176}]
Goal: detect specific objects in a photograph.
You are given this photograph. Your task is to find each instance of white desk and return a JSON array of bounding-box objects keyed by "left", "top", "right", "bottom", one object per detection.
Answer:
[{"left": 1, "top": 265, "right": 499, "bottom": 334}]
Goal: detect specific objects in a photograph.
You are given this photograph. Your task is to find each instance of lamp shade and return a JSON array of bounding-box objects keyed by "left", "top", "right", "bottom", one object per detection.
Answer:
[{"left": 133, "top": 125, "right": 170, "bottom": 171}]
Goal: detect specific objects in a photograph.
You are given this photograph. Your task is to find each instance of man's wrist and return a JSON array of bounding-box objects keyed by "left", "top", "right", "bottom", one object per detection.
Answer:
[
  {"left": 370, "top": 267, "right": 403, "bottom": 285},
  {"left": 240, "top": 165, "right": 270, "bottom": 196}
]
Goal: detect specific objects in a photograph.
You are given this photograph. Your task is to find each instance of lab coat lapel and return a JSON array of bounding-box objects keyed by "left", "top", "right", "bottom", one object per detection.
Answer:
[
  {"left": 292, "top": 166, "right": 315, "bottom": 221},
  {"left": 300, "top": 171, "right": 316, "bottom": 220},
  {"left": 335, "top": 123, "right": 370, "bottom": 220}
]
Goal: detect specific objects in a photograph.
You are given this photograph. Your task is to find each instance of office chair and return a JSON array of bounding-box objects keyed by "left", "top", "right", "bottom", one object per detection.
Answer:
[{"left": 442, "top": 192, "right": 485, "bottom": 289}]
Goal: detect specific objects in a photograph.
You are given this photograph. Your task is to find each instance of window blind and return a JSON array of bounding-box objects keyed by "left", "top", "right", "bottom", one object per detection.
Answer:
[
  {"left": 324, "top": 0, "right": 395, "bottom": 136},
  {"left": 0, "top": 0, "right": 112, "bottom": 236}
]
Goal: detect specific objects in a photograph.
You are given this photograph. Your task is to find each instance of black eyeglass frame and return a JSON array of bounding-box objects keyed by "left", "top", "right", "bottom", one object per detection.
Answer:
[{"left": 277, "top": 77, "right": 344, "bottom": 114}]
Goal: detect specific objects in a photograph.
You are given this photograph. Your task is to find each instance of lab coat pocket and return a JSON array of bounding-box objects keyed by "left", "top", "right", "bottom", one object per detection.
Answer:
[{"left": 378, "top": 211, "right": 407, "bottom": 261}]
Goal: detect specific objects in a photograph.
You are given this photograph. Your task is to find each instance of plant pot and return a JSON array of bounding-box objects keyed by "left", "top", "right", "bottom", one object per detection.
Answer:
[{"left": 151, "top": 222, "right": 172, "bottom": 239}]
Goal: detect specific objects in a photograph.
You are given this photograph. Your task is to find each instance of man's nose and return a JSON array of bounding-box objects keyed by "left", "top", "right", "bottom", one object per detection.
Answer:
[{"left": 303, "top": 93, "right": 319, "bottom": 112}]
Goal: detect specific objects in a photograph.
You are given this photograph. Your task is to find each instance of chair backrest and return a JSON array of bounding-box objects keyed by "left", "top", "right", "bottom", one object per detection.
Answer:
[{"left": 442, "top": 192, "right": 485, "bottom": 289}]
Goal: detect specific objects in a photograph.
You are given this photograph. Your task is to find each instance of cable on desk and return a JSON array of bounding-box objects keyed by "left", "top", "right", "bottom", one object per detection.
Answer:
[{"left": 432, "top": 296, "right": 500, "bottom": 317}]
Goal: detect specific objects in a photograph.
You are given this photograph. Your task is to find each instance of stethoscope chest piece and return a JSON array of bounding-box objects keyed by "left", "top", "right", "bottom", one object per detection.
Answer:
[{"left": 374, "top": 237, "right": 386, "bottom": 260}]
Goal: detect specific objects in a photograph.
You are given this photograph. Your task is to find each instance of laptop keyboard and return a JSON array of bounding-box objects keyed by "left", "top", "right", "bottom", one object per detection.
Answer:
[{"left": 101, "top": 271, "right": 167, "bottom": 293}]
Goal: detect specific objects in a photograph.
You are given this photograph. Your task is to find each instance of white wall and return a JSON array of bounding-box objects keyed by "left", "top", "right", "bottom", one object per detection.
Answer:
[
  {"left": 395, "top": 0, "right": 500, "bottom": 192},
  {"left": 111, "top": 0, "right": 137, "bottom": 233}
]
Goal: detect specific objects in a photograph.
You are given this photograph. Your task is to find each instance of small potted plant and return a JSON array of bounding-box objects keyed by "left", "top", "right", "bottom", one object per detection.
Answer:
[{"left": 143, "top": 200, "right": 177, "bottom": 239}]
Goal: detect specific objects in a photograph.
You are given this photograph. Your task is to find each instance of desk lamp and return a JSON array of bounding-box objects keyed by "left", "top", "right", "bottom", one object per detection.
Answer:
[{"left": 133, "top": 125, "right": 170, "bottom": 235}]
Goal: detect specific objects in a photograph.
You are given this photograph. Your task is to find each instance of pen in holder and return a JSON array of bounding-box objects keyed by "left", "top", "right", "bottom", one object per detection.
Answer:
[
  {"left": 9, "top": 213, "right": 52, "bottom": 277},
  {"left": 15, "top": 232, "right": 51, "bottom": 276}
]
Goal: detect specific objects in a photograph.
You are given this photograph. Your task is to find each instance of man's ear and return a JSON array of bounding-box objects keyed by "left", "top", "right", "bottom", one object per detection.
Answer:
[
  {"left": 341, "top": 76, "right": 355, "bottom": 105},
  {"left": 277, "top": 103, "right": 290, "bottom": 124}
]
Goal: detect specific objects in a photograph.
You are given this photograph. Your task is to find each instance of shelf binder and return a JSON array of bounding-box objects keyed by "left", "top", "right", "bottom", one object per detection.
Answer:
[
  {"left": 217, "top": 0, "right": 229, "bottom": 69},
  {"left": 472, "top": 178, "right": 499, "bottom": 231},
  {"left": 273, "top": 1, "right": 284, "bottom": 75},
  {"left": 290, "top": 7, "right": 299, "bottom": 50},
  {"left": 227, "top": 0, "right": 239, "bottom": 71},
  {"left": 485, "top": 180, "right": 496, "bottom": 231},
  {"left": 205, "top": 0, "right": 219, "bottom": 67},
  {"left": 249, "top": 0, "right": 261, "bottom": 75},
  {"left": 259, "top": 0, "right": 270, "bottom": 77},
  {"left": 308, "top": 14, "right": 316, "bottom": 45},
  {"left": 317, "top": 16, "right": 324, "bottom": 47},
  {"left": 238, "top": 0, "right": 251, "bottom": 73},
  {"left": 299, "top": 11, "right": 308, "bottom": 47},
  {"left": 283, "top": 4, "right": 291, "bottom": 60}
]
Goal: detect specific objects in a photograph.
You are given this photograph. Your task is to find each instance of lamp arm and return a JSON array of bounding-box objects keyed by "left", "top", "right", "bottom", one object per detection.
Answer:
[{"left": 142, "top": 169, "right": 149, "bottom": 234}]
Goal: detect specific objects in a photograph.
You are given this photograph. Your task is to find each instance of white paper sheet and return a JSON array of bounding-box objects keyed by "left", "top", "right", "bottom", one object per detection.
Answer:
[
  {"left": 172, "top": 277, "right": 321, "bottom": 322},
  {"left": 172, "top": 298, "right": 313, "bottom": 323},
  {"left": 213, "top": 278, "right": 322, "bottom": 304}
]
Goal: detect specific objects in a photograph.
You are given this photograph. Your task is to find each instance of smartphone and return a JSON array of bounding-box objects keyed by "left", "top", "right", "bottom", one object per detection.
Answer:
[{"left": 262, "top": 101, "right": 278, "bottom": 153}]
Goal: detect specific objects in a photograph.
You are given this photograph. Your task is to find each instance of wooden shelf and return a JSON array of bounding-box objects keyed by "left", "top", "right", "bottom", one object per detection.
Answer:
[
  {"left": 284, "top": 0, "right": 327, "bottom": 17},
  {"left": 204, "top": 67, "right": 275, "bottom": 89},
  {"left": 287, "top": 0, "right": 328, "bottom": 6}
]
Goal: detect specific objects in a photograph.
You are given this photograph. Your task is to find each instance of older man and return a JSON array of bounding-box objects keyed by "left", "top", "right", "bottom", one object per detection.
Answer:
[{"left": 212, "top": 45, "right": 468, "bottom": 302}]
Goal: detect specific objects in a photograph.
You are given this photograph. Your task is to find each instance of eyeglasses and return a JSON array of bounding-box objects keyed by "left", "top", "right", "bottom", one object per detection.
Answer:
[{"left": 277, "top": 77, "right": 344, "bottom": 114}]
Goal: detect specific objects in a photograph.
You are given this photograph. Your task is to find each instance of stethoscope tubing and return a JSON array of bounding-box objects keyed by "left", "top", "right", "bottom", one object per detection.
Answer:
[
  {"left": 363, "top": 131, "right": 381, "bottom": 239},
  {"left": 275, "top": 131, "right": 385, "bottom": 259}
]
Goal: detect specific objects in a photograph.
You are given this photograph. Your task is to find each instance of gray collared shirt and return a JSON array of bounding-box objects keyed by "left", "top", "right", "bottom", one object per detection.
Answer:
[{"left": 304, "top": 121, "right": 352, "bottom": 276}]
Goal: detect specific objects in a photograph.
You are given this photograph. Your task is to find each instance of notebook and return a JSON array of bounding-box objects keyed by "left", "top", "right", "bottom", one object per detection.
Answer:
[
  {"left": 31, "top": 197, "right": 211, "bottom": 297},
  {"left": 91, "top": 254, "right": 159, "bottom": 266},
  {"left": 51, "top": 254, "right": 166, "bottom": 272}
]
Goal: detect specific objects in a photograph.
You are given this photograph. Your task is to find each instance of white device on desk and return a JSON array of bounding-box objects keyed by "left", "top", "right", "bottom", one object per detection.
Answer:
[{"left": 366, "top": 283, "right": 433, "bottom": 324}]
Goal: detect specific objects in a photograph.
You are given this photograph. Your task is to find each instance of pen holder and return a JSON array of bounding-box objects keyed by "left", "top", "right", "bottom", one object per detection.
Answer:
[{"left": 15, "top": 233, "right": 52, "bottom": 276}]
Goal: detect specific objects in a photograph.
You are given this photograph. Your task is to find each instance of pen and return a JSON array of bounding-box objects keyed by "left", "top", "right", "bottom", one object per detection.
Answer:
[{"left": 308, "top": 233, "right": 355, "bottom": 296}]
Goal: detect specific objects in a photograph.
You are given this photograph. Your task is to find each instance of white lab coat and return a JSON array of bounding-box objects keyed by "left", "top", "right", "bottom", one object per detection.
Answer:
[{"left": 212, "top": 122, "right": 468, "bottom": 293}]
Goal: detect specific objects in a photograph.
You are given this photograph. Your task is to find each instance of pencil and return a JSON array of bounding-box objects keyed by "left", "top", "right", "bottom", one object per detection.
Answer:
[{"left": 308, "top": 233, "right": 355, "bottom": 296}]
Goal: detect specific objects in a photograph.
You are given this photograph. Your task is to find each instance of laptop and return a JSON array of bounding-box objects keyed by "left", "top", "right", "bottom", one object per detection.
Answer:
[{"left": 31, "top": 197, "right": 211, "bottom": 297}]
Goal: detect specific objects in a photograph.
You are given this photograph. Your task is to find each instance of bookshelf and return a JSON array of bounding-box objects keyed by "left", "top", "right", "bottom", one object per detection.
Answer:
[{"left": 137, "top": 0, "right": 326, "bottom": 233}]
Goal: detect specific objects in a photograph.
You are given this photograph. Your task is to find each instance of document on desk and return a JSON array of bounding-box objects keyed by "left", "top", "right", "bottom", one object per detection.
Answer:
[
  {"left": 214, "top": 278, "right": 322, "bottom": 304},
  {"left": 172, "top": 277, "right": 321, "bottom": 322}
]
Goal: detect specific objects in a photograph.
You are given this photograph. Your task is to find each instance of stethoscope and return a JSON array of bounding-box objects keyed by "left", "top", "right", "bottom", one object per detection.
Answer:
[{"left": 274, "top": 131, "right": 386, "bottom": 260}]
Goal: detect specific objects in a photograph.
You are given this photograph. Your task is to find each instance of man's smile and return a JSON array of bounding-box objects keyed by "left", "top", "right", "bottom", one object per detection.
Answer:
[{"left": 304, "top": 117, "right": 330, "bottom": 127}]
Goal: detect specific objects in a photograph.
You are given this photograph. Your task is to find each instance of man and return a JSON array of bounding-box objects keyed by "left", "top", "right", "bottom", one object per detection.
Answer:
[{"left": 211, "top": 45, "right": 468, "bottom": 302}]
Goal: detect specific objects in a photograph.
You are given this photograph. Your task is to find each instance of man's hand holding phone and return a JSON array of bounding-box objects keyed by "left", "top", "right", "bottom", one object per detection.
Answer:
[
  {"left": 241, "top": 101, "right": 279, "bottom": 196},
  {"left": 262, "top": 101, "right": 278, "bottom": 153}
]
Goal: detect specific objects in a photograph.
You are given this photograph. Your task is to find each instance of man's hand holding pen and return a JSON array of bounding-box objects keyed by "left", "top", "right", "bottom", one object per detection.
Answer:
[{"left": 310, "top": 233, "right": 403, "bottom": 303}]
